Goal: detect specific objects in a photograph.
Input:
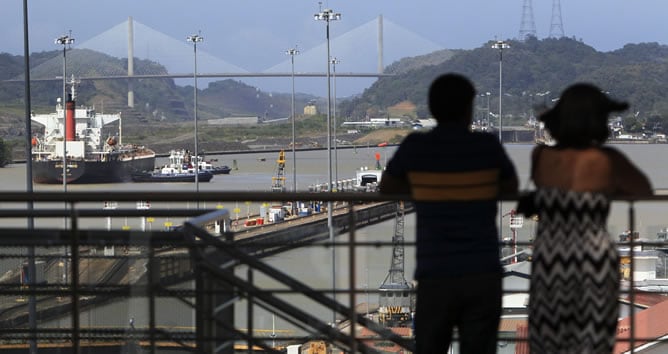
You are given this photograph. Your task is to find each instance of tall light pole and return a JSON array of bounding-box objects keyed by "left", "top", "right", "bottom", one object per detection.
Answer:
[
  {"left": 492, "top": 40, "right": 509, "bottom": 242},
  {"left": 479, "top": 92, "right": 491, "bottom": 129},
  {"left": 55, "top": 34, "right": 74, "bottom": 331},
  {"left": 24, "top": 3, "right": 38, "bottom": 353},
  {"left": 330, "top": 57, "right": 340, "bottom": 184},
  {"left": 314, "top": 8, "right": 340, "bottom": 192},
  {"left": 315, "top": 6, "right": 340, "bottom": 325},
  {"left": 55, "top": 34, "right": 74, "bottom": 191},
  {"left": 286, "top": 48, "right": 299, "bottom": 193},
  {"left": 491, "top": 40, "right": 509, "bottom": 143},
  {"left": 485, "top": 92, "right": 491, "bottom": 128},
  {"left": 187, "top": 32, "right": 203, "bottom": 197}
]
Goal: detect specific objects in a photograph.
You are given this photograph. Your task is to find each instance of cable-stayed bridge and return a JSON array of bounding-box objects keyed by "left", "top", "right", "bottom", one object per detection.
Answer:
[{"left": 10, "top": 16, "right": 444, "bottom": 99}]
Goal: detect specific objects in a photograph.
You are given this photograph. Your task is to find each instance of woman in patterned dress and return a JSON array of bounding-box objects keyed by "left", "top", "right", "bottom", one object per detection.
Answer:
[{"left": 527, "top": 83, "right": 652, "bottom": 353}]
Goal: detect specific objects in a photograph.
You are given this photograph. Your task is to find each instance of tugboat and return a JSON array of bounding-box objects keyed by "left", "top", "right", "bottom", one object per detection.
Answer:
[
  {"left": 131, "top": 149, "right": 213, "bottom": 183},
  {"left": 195, "top": 155, "right": 231, "bottom": 175},
  {"left": 130, "top": 169, "right": 213, "bottom": 183},
  {"left": 355, "top": 152, "right": 384, "bottom": 192},
  {"left": 31, "top": 77, "right": 155, "bottom": 184}
]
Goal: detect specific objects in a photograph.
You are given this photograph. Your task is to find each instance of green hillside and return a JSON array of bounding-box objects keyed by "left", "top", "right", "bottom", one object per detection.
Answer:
[
  {"left": 339, "top": 37, "right": 668, "bottom": 134},
  {"left": 2, "top": 36, "right": 668, "bottom": 159}
]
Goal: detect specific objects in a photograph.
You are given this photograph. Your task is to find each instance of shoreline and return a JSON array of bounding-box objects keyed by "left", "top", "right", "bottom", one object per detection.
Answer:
[{"left": 8, "top": 138, "right": 662, "bottom": 165}]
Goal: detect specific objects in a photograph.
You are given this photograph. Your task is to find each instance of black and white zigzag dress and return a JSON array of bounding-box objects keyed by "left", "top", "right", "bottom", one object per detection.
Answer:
[{"left": 528, "top": 188, "right": 620, "bottom": 353}]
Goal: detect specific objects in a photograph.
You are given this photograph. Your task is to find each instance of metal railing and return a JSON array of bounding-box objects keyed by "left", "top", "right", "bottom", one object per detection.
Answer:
[{"left": 0, "top": 191, "right": 665, "bottom": 353}]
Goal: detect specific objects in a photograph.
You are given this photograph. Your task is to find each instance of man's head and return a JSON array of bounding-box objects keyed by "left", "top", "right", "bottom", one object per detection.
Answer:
[{"left": 428, "top": 73, "right": 476, "bottom": 125}]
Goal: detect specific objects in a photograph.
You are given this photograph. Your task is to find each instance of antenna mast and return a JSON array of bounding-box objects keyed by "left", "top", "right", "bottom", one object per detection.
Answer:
[
  {"left": 549, "top": 0, "right": 565, "bottom": 38},
  {"left": 518, "top": 0, "right": 537, "bottom": 40}
]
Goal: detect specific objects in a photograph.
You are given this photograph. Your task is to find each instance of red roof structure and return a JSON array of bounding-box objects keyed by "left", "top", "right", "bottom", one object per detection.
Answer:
[
  {"left": 614, "top": 299, "right": 668, "bottom": 354},
  {"left": 359, "top": 327, "right": 412, "bottom": 353}
]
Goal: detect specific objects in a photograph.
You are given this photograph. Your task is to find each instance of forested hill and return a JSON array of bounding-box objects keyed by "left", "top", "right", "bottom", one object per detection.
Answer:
[
  {"left": 0, "top": 49, "right": 314, "bottom": 124},
  {"left": 339, "top": 37, "right": 668, "bottom": 133},
  {"left": 2, "top": 37, "right": 668, "bottom": 134}
]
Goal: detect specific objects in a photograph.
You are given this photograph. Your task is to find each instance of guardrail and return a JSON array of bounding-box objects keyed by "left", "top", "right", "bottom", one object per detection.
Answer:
[{"left": 0, "top": 191, "right": 665, "bottom": 353}]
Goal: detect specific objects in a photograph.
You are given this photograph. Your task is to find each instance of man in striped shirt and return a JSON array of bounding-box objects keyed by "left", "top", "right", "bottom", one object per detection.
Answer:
[{"left": 379, "top": 73, "right": 518, "bottom": 354}]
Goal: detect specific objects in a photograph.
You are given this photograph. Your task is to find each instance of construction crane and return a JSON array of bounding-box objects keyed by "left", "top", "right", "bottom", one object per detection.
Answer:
[
  {"left": 271, "top": 150, "right": 287, "bottom": 192},
  {"left": 378, "top": 201, "right": 414, "bottom": 327}
]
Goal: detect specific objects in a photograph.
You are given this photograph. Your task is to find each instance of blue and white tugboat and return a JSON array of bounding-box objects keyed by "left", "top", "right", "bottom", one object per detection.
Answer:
[{"left": 131, "top": 149, "right": 213, "bottom": 183}]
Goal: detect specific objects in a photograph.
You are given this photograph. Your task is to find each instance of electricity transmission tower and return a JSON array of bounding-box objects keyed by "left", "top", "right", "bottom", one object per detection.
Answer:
[
  {"left": 549, "top": 0, "right": 565, "bottom": 38},
  {"left": 377, "top": 202, "right": 413, "bottom": 327},
  {"left": 519, "top": 0, "right": 537, "bottom": 40}
]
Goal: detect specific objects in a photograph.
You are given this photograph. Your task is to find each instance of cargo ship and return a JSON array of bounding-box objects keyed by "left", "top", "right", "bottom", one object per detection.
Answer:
[{"left": 31, "top": 78, "right": 155, "bottom": 184}]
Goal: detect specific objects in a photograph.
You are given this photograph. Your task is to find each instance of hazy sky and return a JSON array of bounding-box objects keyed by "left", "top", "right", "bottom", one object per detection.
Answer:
[{"left": 4, "top": 1, "right": 668, "bottom": 96}]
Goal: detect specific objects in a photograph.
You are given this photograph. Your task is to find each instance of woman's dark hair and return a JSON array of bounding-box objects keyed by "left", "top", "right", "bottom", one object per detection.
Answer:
[{"left": 539, "top": 83, "right": 628, "bottom": 147}]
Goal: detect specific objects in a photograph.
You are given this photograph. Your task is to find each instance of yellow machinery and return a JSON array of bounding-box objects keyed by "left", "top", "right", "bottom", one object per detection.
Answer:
[
  {"left": 301, "top": 341, "right": 330, "bottom": 354},
  {"left": 271, "top": 150, "right": 286, "bottom": 192}
]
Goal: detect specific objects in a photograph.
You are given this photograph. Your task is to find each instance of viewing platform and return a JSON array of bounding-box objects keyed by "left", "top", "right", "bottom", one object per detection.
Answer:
[{"left": 0, "top": 191, "right": 665, "bottom": 353}]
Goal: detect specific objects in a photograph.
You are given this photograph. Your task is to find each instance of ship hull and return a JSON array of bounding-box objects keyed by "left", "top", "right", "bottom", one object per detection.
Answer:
[
  {"left": 131, "top": 170, "right": 214, "bottom": 183},
  {"left": 32, "top": 155, "right": 156, "bottom": 184},
  {"left": 205, "top": 166, "right": 231, "bottom": 175}
]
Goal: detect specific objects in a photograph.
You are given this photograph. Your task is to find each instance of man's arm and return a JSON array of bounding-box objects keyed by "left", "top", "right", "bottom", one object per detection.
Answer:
[
  {"left": 498, "top": 146, "right": 519, "bottom": 198},
  {"left": 378, "top": 171, "right": 411, "bottom": 195},
  {"left": 499, "top": 174, "right": 519, "bottom": 198}
]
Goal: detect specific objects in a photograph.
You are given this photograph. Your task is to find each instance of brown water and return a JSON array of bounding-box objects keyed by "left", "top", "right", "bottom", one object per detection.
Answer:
[{"left": 3, "top": 143, "right": 668, "bottom": 251}]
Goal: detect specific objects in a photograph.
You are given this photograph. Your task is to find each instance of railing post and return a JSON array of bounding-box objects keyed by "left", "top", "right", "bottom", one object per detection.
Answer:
[
  {"left": 70, "top": 204, "right": 81, "bottom": 354},
  {"left": 247, "top": 267, "right": 254, "bottom": 354},
  {"left": 628, "top": 202, "right": 636, "bottom": 353},
  {"left": 196, "top": 265, "right": 214, "bottom": 352},
  {"left": 195, "top": 231, "right": 236, "bottom": 354},
  {"left": 219, "top": 232, "right": 236, "bottom": 354},
  {"left": 347, "top": 203, "right": 358, "bottom": 354},
  {"left": 148, "top": 243, "right": 156, "bottom": 354}
]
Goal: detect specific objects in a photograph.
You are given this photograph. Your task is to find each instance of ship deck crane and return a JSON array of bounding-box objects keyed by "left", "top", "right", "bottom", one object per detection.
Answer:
[{"left": 378, "top": 201, "right": 414, "bottom": 327}]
